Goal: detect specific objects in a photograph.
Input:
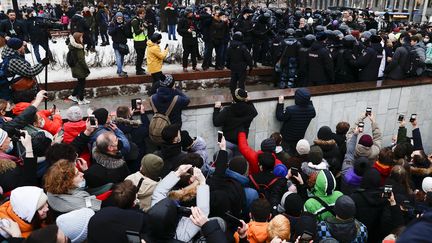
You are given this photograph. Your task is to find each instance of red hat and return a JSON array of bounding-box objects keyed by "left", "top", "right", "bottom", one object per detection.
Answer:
[
  {"left": 358, "top": 134, "right": 373, "bottom": 147},
  {"left": 167, "top": 2, "right": 173, "bottom": 7},
  {"left": 351, "top": 30, "right": 360, "bottom": 39},
  {"left": 393, "top": 27, "right": 400, "bottom": 33}
]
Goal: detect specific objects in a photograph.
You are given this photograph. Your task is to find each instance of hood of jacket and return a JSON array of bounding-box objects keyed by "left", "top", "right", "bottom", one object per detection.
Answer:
[
  {"left": 160, "top": 142, "right": 183, "bottom": 159},
  {"left": 69, "top": 36, "right": 84, "bottom": 49},
  {"left": 190, "top": 136, "right": 207, "bottom": 152},
  {"left": 168, "top": 180, "right": 198, "bottom": 202},
  {"left": 147, "top": 198, "right": 179, "bottom": 240},
  {"left": 314, "top": 139, "right": 337, "bottom": 152},
  {"left": 114, "top": 117, "right": 141, "bottom": 128},
  {"left": 325, "top": 217, "right": 358, "bottom": 242},
  {"left": 147, "top": 40, "right": 158, "bottom": 48},
  {"left": 92, "top": 147, "right": 126, "bottom": 169},
  {"left": 155, "top": 87, "right": 178, "bottom": 103},
  {"left": 226, "top": 169, "right": 249, "bottom": 186},
  {"left": 1, "top": 46, "right": 19, "bottom": 59},
  {"left": 294, "top": 88, "right": 311, "bottom": 106},
  {"left": 247, "top": 221, "right": 269, "bottom": 242},
  {"left": 374, "top": 161, "right": 392, "bottom": 177},
  {"left": 314, "top": 169, "right": 337, "bottom": 197}
]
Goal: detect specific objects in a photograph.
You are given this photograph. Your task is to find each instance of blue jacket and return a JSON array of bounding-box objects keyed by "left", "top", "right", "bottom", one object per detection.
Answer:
[
  {"left": 397, "top": 211, "right": 432, "bottom": 242},
  {"left": 151, "top": 87, "right": 190, "bottom": 126},
  {"left": 276, "top": 88, "right": 316, "bottom": 143},
  {"left": 89, "top": 126, "right": 131, "bottom": 156},
  {"left": 225, "top": 169, "right": 258, "bottom": 213}
]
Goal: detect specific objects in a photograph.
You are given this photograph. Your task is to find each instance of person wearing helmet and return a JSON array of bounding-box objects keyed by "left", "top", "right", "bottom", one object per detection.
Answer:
[
  {"left": 334, "top": 35, "right": 358, "bottom": 84},
  {"left": 306, "top": 32, "right": 335, "bottom": 85},
  {"left": 297, "top": 34, "right": 316, "bottom": 87},
  {"left": 233, "top": 8, "right": 254, "bottom": 50},
  {"left": 146, "top": 32, "right": 169, "bottom": 95},
  {"left": 226, "top": 31, "right": 253, "bottom": 93},
  {"left": 177, "top": 7, "right": 199, "bottom": 72}
]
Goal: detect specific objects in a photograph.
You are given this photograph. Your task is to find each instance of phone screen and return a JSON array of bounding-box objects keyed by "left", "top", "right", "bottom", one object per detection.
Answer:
[
  {"left": 131, "top": 99, "right": 137, "bottom": 110},
  {"left": 136, "top": 99, "right": 142, "bottom": 110},
  {"left": 358, "top": 122, "right": 364, "bottom": 132},
  {"left": 125, "top": 231, "right": 141, "bottom": 243},
  {"left": 218, "top": 131, "right": 223, "bottom": 143},
  {"left": 291, "top": 167, "right": 299, "bottom": 177},
  {"left": 410, "top": 114, "right": 417, "bottom": 122},
  {"left": 89, "top": 115, "right": 97, "bottom": 127},
  {"left": 398, "top": 114, "right": 404, "bottom": 122}
]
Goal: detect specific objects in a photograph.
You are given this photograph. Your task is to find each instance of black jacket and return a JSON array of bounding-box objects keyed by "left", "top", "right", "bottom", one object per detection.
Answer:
[
  {"left": 177, "top": 17, "right": 198, "bottom": 44},
  {"left": 25, "top": 17, "right": 50, "bottom": 44},
  {"left": 226, "top": 40, "right": 253, "bottom": 72},
  {"left": 154, "top": 142, "right": 187, "bottom": 177},
  {"left": 213, "top": 101, "right": 258, "bottom": 144},
  {"left": 70, "top": 14, "right": 90, "bottom": 34},
  {"left": 166, "top": 8, "right": 178, "bottom": 25},
  {"left": 276, "top": 89, "right": 316, "bottom": 144},
  {"left": 356, "top": 43, "right": 383, "bottom": 82},
  {"left": 335, "top": 48, "right": 358, "bottom": 83},
  {"left": 210, "top": 18, "right": 229, "bottom": 45},
  {"left": 108, "top": 20, "right": 128, "bottom": 48},
  {"left": 249, "top": 171, "right": 287, "bottom": 214},
  {"left": 307, "top": 41, "right": 334, "bottom": 84},
  {"left": 0, "top": 157, "right": 37, "bottom": 193},
  {"left": 0, "top": 19, "right": 27, "bottom": 41},
  {"left": 384, "top": 44, "right": 410, "bottom": 80},
  {"left": 234, "top": 17, "right": 254, "bottom": 44}
]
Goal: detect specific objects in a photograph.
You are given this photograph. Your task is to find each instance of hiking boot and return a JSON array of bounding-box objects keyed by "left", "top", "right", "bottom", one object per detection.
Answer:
[
  {"left": 136, "top": 70, "right": 146, "bottom": 75},
  {"left": 118, "top": 72, "right": 128, "bottom": 78},
  {"left": 192, "top": 67, "right": 199, "bottom": 71},
  {"left": 68, "top": 95, "right": 79, "bottom": 103}
]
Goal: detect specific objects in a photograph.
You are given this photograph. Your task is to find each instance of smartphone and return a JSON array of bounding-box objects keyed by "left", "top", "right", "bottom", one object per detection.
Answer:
[
  {"left": 383, "top": 185, "right": 393, "bottom": 198},
  {"left": 398, "top": 114, "right": 404, "bottom": 122},
  {"left": 165, "top": 44, "right": 169, "bottom": 49},
  {"left": 358, "top": 122, "right": 364, "bottom": 133},
  {"left": 410, "top": 114, "right": 417, "bottom": 122},
  {"left": 136, "top": 99, "right": 142, "bottom": 110},
  {"left": 217, "top": 131, "right": 223, "bottom": 143},
  {"left": 52, "top": 104, "right": 56, "bottom": 111},
  {"left": 225, "top": 211, "right": 243, "bottom": 227},
  {"left": 125, "top": 231, "right": 141, "bottom": 243},
  {"left": 291, "top": 167, "right": 299, "bottom": 177},
  {"left": 89, "top": 115, "right": 97, "bottom": 127},
  {"left": 366, "top": 107, "right": 372, "bottom": 116},
  {"left": 131, "top": 99, "right": 138, "bottom": 110},
  {"left": 177, "top": 206, "right": 192, "bottom": 217}
]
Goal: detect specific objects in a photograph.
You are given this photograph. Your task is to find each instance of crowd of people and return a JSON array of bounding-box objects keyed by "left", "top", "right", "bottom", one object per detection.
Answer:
[{"left": 0, "top": 3, "right": 430, "bottom": 243}]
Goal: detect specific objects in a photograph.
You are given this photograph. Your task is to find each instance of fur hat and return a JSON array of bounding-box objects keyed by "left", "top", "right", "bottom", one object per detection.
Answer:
[
  {"left": 66, "top": 106, "right": 83, "bottom": 122},
  {"left": 296, "top": 139, "right": 310, "bottom": 155},
  {"left": 140, "top": 154, "right": 164, "bottom": 180}
]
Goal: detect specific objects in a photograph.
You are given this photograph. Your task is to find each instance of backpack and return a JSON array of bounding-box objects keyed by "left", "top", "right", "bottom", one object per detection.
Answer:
[
  {"left": 66, "top": 50, "right": 76, "bottom": 67},
  {"left": 311, "top": 196, "right": 336, "bottom": 217},
  {"left": 124, "top": 19, "right": 134, "bottom": 39},
  {"left": 404, "top": 46, "right": 425, "bottom": 77},
  {"left": 148, "top": 95, "right": 179, "bottom": 144},
  {"left": 249, "top": 175, "right": 279, "bottom": 199}
]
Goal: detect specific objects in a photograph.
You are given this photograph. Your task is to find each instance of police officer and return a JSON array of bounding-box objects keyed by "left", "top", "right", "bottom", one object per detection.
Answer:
[
  {"left": 233, "top": 8, "right": 254, "bottom": 50},
  {"left": 356, "top": 35, "right": 383, "bottom": 82},
  {"left": 226, "top": 32, "right": 253, "bottom": 93},
  {"left": 131, "top": 8, "right": 148, "bottom": 75},
  {"left": 297, "top": 34, "right": 315, "bottom": 87},
  {"left": 334, "top": 35, "right": 358, "bottom": 83},
  {"left": 278, "top": 28, "right": 300, "bottom": 88},
  {"left": 306, "top": 32, "right": 334, "bottom": 85}
]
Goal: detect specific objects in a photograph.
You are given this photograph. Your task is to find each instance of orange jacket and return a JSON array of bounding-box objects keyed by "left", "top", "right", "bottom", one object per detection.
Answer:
[
  {"left": 234, "top": 221, "right": 269, "bottom": 243},
  {"left": 0, "top": 201, "right": 33, "bottom": 238},
  {"left": 12, "top": 102, "right": 62, "bottom": 135}
]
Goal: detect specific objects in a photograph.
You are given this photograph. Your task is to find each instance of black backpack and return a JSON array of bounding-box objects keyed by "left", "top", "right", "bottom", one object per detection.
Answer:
[
  {"left": 404, "top": 46, "right": 425, "bottom": 77},
  {"left": 249, "top": 175, "right": 279, "bottom": 199},
  {"left": 66, "top": 50, "right": 76, "bottom": 67},
  {"left": 123, "top": 19, "right": 134, "bottom": 39}
]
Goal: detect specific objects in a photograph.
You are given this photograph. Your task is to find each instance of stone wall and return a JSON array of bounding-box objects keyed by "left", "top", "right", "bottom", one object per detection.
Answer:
[{"left": 181, "top": 83, "right": 432, "bottom": 156}]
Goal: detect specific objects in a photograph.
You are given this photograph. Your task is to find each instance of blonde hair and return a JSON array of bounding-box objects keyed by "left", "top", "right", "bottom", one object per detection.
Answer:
[{"left": 267, "top": 215, "right": 290, "bottom": 242}]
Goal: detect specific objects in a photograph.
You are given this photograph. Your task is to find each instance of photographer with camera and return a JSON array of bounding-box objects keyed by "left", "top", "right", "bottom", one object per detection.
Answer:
[{"left": 25, "top": 8, "right": 53, "bottom": 63}]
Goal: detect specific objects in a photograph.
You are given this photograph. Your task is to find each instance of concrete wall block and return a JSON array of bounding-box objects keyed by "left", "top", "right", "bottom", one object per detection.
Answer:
[
  {"left": 377, "top": 89, "right": 391, "bottom": 115},
  {"left": 383, "top": 109, "right": 398, "bottom": 137},
  {"left": 398, "top": 86, "right": 411, "bottom": 114},
  {"left": 254, "top": 131, "right": 269, "bottom": 150},
  {"left": 317, "top": 95, "right": 333, "bottom": 124},
  {"left": 388, "top": 88, "right": 401, "bottom": 109}
]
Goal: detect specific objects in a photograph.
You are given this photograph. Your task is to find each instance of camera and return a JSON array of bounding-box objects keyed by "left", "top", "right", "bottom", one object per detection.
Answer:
[{"left": 8, "top": 128, "right": 25, "bottom": 142}]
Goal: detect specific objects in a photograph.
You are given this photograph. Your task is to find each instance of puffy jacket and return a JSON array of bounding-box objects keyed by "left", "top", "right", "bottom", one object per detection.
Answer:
[
  {"left": 63, "top": 120, "right": 86, "bottom": 144},
  {"left": 12, "top": 102, "right": 62, "bottom": 135},
  {"left": 276, "top": 88, "right": 316, "bottom": 144},
  {"left": 226, "top": 39, "right": 253, "bottom": 72},
  {"left": 213, "top": 101, "right": 257, "bottom": 144},
  {"left": 125, "top": 171, "right": 158, "bottom": 212},
  {"left": 151, "top": 87, "right": 190, "bottom": 127},
  {"left": 384, "top": 44, "right": 409, "bottom": 80},
  {"left": 238, "top": 131, "right": 282, "bottom": 175},
  {"left": 304, "top": 170, "right": 343, "bottom": 221},
  {"left": 108, "top": 20, "right": 128, "bottom": 49},
  {"left": 146, "top": 40, "right": 168, "bottom": 74},
  {"left": 68, "top": 36, "right": 90, "bottom": 79}
]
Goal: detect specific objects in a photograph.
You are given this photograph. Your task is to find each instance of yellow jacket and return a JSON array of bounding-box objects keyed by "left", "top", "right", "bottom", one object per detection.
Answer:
[{"left": 146, "top": 40, "right": 168, "bottom": 74}]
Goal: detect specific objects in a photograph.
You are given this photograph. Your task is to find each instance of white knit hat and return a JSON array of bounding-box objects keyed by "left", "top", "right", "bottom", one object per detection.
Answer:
[
  {"left": 66, "top": 106, "right": 83, "bottom": 122},
  {"left": 0, "top": 128, "right": 8, "bottom": 146},
  {"left": 56, "top": 208, "right": 95, "bottom": 243},
  {"left": 296, "top": 139, "right": 310, "bottom": 155},
  {"left": 422, "top": 177, "right": 432, "bottom": 193},
  {"left": 10, "top": 186, "right": 47, "bottom": 223}
]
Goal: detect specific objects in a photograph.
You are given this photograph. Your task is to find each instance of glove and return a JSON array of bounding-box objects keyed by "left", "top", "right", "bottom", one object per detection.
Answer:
[{"left": 41, "top": 57, "right": 50, "bottom": 66}]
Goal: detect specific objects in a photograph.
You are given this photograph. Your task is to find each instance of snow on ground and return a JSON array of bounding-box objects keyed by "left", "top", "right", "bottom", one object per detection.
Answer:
[{"left": 22, "top": 31, "right": 207, "bottom": 83}]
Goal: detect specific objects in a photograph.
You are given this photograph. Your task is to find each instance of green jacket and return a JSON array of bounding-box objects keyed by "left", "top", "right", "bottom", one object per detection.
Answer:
[
  {"left": 304, "top": 170, "right": 343, "bottom": 221},
  {"left": 68, "top": 38, "right": 90, "bottom": 79}
]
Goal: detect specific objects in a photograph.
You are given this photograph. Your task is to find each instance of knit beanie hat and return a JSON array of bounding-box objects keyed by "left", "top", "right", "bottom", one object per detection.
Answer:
[
  {"left": 317, "top": 126, "right": 334, "bottom": 141},
  {"left": 296, "top": 139, "right": 310, "bottom": 155},
  {"left": 140, "top": 154, "right": 164, "bottom": 180},
  {"left": 422, "top": 177, "right": 432, "bottom": 193},
  {"left": 92, "top": 108, "right": 109, "bottom": 125},
  {"left": 353, "top": 156, "right": 369, "bottom": 176},
  {"left": 280, "top": 192, "right": 304, "bottom": 217},
  {"left": 115, "top": 12, "right": 123, "bottom": 18},
  {"left": 36, "top": 191, "right": 48, "bottom": 210},
  {"left": 159, "top": 74, "right": 174, "bottom": 88},
  {"left": 334, "top": 195, "right": 356, "bottom": 220},
  {"left": 180, "top": 130, "right": 194, "bottom": 150},
  {"left": 0, "top": 128, "right": 8, "bottom": 146},
  {"left": 56, "top": 208, "right": 95, "bottom": 243},
  {"left": 11, "top": 186, "right": 47, "bottom": 223},
  {"left": 261, "top": 138, "right": 276, "bottom": 153},
  {"left": 7, "top": 38, "right": 23, "bottom": 50},
  {"left": 308, "top": 145, "right": 323, "bottom": 165},
  {"left": 232, "top": 88, "right": 248, "bottom": 102},
  {"left": 273, "top": 164, "right": 288, "bottom": 178},
  {"left": 358, "top": 134, "right": 373, "bottom": 147},
  {"left": 294, "top": 213, "right": 317, "bottom": 240},
  {"left": 24, "top": 225, "right": 58, "bottom": 243},
  {"left": 66, "top": 106, "right": 83, "bottom": 122},
  {"left": 161, "top": 123, "right": 181, "bottom": 143},
  {"left": 229, "top": 156, "right": 249, "bottom": 176}
]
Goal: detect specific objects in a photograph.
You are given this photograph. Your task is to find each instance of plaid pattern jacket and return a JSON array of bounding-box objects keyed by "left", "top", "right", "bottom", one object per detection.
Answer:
[
  {"left": 2, "top": 46, "right": 44, "bottom": 79},
  {"left": 317, "top": 218, "right": 368, "bottom": 243}
]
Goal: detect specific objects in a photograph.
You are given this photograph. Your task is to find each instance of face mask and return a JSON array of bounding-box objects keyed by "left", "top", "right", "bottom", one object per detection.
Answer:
[
  {"left": 39, "top": 118, "right": 45, "bottom": 128},
  {"left": 5, "top": 142, "right": 13, "bottom": 153},
  {"left": 361, "top": 38, "right": 365, "bottom": 42},
  {"left": 425, "top": 38, "right": 430, "bottom": 43},
  {"left": 306, "top": 13, "right": 311, "bottom": 17},
  {"left": 77, "top": 179, "right": 86, "bottom": 189}
]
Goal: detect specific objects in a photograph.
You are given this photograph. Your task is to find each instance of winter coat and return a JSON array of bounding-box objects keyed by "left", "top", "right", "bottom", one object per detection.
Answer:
[
  {"left": 226, "top": 40, "right": 253, "bottom": 72},
  {"left": 341, "top": 134, "right": 363, "bottom": 195},
  {"left": 89, "top": 126, "right": 131, "bottom": 157},
  {"left": 234, "top": 17, "right": 254, "bottom": 45},
  {"left": 151, "top": 171, "right": 210, "bottom": 242},
  {"left": 276, "top": 89, "right": 316, "bottom": 144},
  {"left": 0, "top": 157, "right": 37, "bottom": 193},
  {"left": 384, "top": 44, "right": 409, "bottom": 80},
  {"left": 95, "top": 9, "right": 109, "bottom": 31},
  {"left": 356, "top": 43, "right": 383, "bottom": 82},
  {"left": 151, "top": 87, "right": 190, "bottom": 127},
  {"left": 238, "top": 131, "right": 283, "bottom": 175},
  {"left": 307, "top": 41, "right": 334, "bottom": 84},
  {"left": 85, "top": 147, "right": 130, "bottom": 188},
  {"left": 225, "top": 169, "right": 258, "bottom": 214},
  {"left": 249, "top": 170, "right": 287, "bottom": 213},
  {"left": 234, "top": 221, "right": 268, "bottom": 243},
  {"left": 335, "top": 48, "right": 358, "bottom": 83},
  {"left": 131, "top": 17, "right": 148, "bottom": 48},
  {"left": 188, "top": 136, "right": 211, "bottom": 173},
  {"left": 125, "top": 172, "right": 157, "bottom": 212},
  {"left": 333, "top": 133, "right": 347, "bottom": 159},
  {"left": 304, "top": 170, "right": 343, "bottom": 221},
  {"left": 70, "top": 14, "right": 90, "bottom": 34},
  {"left": 146, "top": 40, "right": 168, "bottom": 74},
  {"left": 155, "top": 142, "right": 187, "bottom": 177},
  {"left": 165, "top": 7, "right": 178, "bottom": 25},
  {"left": 47, "top": 189, "right": 101, "bottom": 213},
  {"left": 317, "top": 217, "right": 368, "bottom": 243},
  {"left": 12, "top": 102, "right": 62, "bottom": 135},
  {"left": 397, "top": 211, "right": 432, "bottom": 242},
  {"left": 201, "top": 219, "right": 229, "bottom": 243},
  {"left": 177, "top": 17, "right": 198, "bottom": 44},
  {"left": 346, "top": 117, "right": 382, "bottom": 160},
  {"left": 63, "top": 120, "right": 86, "bottom": 144},
  {"left": 301, "top": 160, "right": 329, "bottom": 176},
  {"left": 213, "top": 101, "right": 257, "bottom": 144},
  {"left": 0, "top": 19, "right": 27, "bottom": 41},
  {"left": 26, "top": 17, "right": 50, "bottom": 44},
  {"left": 412, "top": 43, "right": 427, "bottom": 75},
  {"left": 68, "top": 37, "right": 90, "bottom": 79},
  {"left": 108, "top": 20, "right": 128, "bottom": 49},
  {"left": 314, "top": 139, "right": 342, "bottom": 173},
  {"left": 1, "top": 105, "right": 38, "bottom": 134},
  {"left": 210, "top": 18, "right": 229, "bottom": 46},
  {"left": 114, "top": 115, "right": 149, "bottom": 163}
]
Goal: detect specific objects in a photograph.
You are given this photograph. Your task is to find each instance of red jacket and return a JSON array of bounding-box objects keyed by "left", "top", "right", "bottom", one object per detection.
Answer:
[
  {"left": 238, "top": 132, "right": 282, "bottom": 175},
  {"left": 12, "top": 102, "right": 62, "bottom": 135},
  {"left": 373, "top": 161, "right": 392, "bottom": 186},
  {"left": 63, "top": 120, "right": 91, "bottom": 168}
]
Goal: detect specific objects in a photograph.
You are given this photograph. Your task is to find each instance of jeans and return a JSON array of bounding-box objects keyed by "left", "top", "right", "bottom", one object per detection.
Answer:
[
  {"left": 72, "top": 78, "right": 86, "bottom": 100},
  {"left": 168, "top": 24, "right": 176, "bottom": 40},
  {"left": 33, "top": 42, "right": 52, "bottom": 62},
  {"left": 182, "top": 41, "right": 197, "bottom": 68},
  {"left": 114, "top": 49, "right": 125, "bottom": 74}
]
